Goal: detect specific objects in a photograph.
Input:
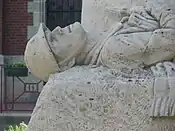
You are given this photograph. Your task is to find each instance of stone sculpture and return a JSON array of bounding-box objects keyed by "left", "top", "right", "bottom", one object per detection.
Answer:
[
  {"left": 25, "top": 0, "right": 175, "bottom": 130},
  {"left": 25, "top": 6, "right": 175, "bottom": 81}
]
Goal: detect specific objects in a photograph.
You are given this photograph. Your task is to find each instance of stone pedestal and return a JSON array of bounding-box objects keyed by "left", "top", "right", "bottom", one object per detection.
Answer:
[
  {"left": 26, "top": 66, "right": 175, "bottom": 131},
  {"left": 26, "top": 0, "right": 175, "bottom": 130}
]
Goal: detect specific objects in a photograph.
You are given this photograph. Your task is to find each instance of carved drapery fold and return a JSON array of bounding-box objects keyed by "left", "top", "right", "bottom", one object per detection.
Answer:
[{"left": 150, "top": 62, "right": 175, "bottom": 117}]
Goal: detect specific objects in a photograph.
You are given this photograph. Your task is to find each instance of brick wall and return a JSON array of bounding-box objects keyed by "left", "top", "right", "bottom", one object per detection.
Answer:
[
  {"left": 3, "top": 0, "right": 33, "bottom": 55},
  {"left": 0, "top": 0, "right": 3, "bottom": 54}
]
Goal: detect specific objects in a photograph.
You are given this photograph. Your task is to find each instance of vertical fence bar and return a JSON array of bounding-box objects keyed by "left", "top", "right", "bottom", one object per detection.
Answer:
[
  {"left": 0, "top": 65, "right": 3, "bottom": 113},
  {"left": 4, "top": 66, "right": 7, "bottom": 110},
  {"left": 12, "top": 76, "right": 15, "bottom": 110}
]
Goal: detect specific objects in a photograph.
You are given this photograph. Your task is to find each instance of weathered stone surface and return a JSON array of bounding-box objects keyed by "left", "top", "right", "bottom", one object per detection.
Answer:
[
  {"left": 25, "top": 0, "right": 175, "bottom": 130},
  {"left": 24, "top": 23, "right": 60, "bottom": 81},
  {"left": 82, "top": 0, "right": 146, "bottom": 41},
  {"left": 150, "top": 62, "right": 175, "bottom": 117},
  {"left": 25, "top": 1, "right": 175, "bottom": 82},
  {"left": 82, "top": 0, "right": 175, "bottom": 39},
  {"left": 27, "top": 66, "right": 175, "bottom": 131}
]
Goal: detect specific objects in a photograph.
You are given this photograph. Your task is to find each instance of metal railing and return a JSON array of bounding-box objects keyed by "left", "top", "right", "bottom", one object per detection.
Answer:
[{"left": 0, "top": 64, "right": 45, "bottom": 113}]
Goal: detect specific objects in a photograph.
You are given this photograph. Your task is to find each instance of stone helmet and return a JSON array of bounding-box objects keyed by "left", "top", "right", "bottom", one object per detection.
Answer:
[
  {"left": 24, "top": 22, "right": 87, "bottom": 81},
  {"left": 24, "top": 23, "right": 60, "bottom": 82}
]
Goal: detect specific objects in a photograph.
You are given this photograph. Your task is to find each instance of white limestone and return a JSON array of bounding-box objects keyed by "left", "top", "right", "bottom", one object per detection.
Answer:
[
  {"left": 25, "top": 0, "right": 175, "bottom": 130},
  {"left": 24, "top": 23, "right": 60, "bottom": 81},
  {"left": 150, "top": 62, "right": 175, "bottom": 117},
  {"left": 81, "top": 0, "right": 146, "bottom": 41},
  {"left": 25, "top": 5, "right": 175, "bottom": 81},
  {"left": 27, "top": 66, "right": 175, "bottom": 131}
]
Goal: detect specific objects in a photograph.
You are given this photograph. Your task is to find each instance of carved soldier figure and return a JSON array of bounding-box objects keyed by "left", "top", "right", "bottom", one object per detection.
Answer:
[
  {"left": 26, "top": 1, "right": 175, "bottom": 130},
  {"left": 25, "top": 5, "right": 175, "bottom": 82}
]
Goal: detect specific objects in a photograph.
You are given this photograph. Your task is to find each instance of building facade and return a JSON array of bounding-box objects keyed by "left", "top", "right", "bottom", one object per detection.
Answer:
[
  {"left": 0, "top": 0, "right": 48, "bottom": 112},
  {"left": 0, "top": 0, "right": 82, "bottom": 64},
  {"left": 0, "top": 0, "right": 46, "bottom": 64}
]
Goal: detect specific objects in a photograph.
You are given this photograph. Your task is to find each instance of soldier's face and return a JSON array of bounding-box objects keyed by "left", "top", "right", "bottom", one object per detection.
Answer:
[{"left": 47, "top": 22, "right": 87, "bottom": 64}]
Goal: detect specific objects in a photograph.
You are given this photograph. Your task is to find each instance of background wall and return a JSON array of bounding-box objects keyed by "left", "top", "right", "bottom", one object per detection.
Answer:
[
  {"left": 3, "top": 0, "right": 33, "bottom": 55},
  {"left": 0, "top": 0, "right": 3, "bottom": 54},
  {"left": 0, "top": 0, "right": 83, "bottom": 109},
  {"left": 0, "top": 0, "right": 44, "bottom": 110}
]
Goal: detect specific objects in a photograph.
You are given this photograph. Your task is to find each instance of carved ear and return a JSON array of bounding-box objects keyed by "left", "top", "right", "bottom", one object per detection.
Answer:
[{"left": 59, "top": 57, "right": 76, "bottom": 71}]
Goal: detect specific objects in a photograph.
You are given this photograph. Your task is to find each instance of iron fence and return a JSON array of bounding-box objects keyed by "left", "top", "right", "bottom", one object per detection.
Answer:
[{"left": 0, "top": 64, "right": 45, "bottom": 113}]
